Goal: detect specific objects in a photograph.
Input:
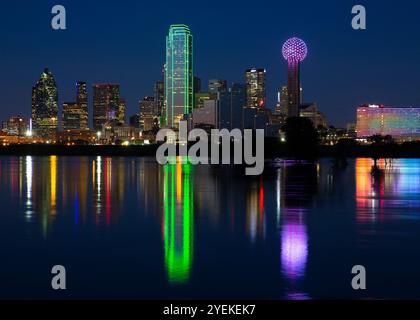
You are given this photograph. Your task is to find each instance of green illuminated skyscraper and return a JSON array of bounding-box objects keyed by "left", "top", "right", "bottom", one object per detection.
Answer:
[{"left": 165, "top": 24, "right": 193, "bottom": 128}]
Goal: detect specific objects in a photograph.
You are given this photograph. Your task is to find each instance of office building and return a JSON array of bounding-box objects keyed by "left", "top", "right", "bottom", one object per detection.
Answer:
[
  {"left": 194, "top": 92, "right": 211, "bottom": 110},
  {"left": 119, "top": 99, "right": 126, "bottom": 124},
  {"left": 245, "top": 68, "right": 266, "bottom": 109},
  {"left": 62, "top": 102, "right": 86, "bottom": 130},
  {"left": 1, "top": 116, "right": 28, "bottom": 136},
  {"left": 154, "top": 81, "right": 165, "bottom": 118},
  {"left": 129, "top": 114, "right": 140, "bottom": 129},
  {"left": 193, "top": 100, "right": 218, "bottom": 130},
  {"left": 93, "top": 84, "right": 120, "bottom": 130},
  {"left": 76, "top": 81, "right": 88, "bottom": 130},
  {"left": 31, "top": 68, "right": 58, "bottom": 137},
  {"left": 194, "top": 76, "right": 202, "bottom": 94},
  {"left": 209, "top": 79, "right": 227, "bottom": 95},
  {"left": 165, "top": 24, "right": 194, "bottom": 128},
  {"left": 300, "top": 103, "right": 327, "bottom": 128},
  {"left": 139, "top": 96, "right": 157, "bottom": 131},
  {"left": 218, "top": 83, "right": 247, "bottom": 130},
  {"left": 356, "top": 104, "right": 420, "bottom": 141}
]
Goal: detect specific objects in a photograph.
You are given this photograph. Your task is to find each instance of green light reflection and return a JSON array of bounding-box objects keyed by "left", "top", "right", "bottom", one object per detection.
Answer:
[{"left": 163, "top": 162, "right": 194, "bottom": 284}]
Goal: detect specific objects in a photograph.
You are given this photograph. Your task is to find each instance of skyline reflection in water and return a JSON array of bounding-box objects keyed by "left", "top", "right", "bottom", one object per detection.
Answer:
[
  {"left": 356, "top": 158, "right": 420, "bottom": 223},
  {"left": 0, "top": 156, "right": 420, "bottom": 299},
  {"left": 163, "top": 162, "right": 194, "bottom": 284}
]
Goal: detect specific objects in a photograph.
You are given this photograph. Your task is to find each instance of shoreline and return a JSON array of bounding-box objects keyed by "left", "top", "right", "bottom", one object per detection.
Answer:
[{"left": 0, "top": 143, "right": 419, "bottom": 158}]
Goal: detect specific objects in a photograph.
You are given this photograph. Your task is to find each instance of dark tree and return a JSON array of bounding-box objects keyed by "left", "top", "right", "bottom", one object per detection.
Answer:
[{"left": 283, "top": 117, "right": 319, "bottom": 158}]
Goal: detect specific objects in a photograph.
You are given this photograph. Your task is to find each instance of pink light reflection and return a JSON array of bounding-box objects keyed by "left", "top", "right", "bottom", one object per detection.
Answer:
[{"left": 281, "top": 223, "right": 308, "bottom": 280}]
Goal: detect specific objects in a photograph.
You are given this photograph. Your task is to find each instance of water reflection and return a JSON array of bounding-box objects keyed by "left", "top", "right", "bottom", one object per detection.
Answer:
[
  {"left": 356, "top": 158, "right": 420, "bottom": 222},
  {"left": 276, "top": 162, "right": 317, "bottom": 300},
  {"left": 50, "top": 156, "right": 57, "bottom": 216},
  {"left": 3, "top": 156, "right": 420, "bottom": 298},
  {"left": 246, "top": 178, "right": 266, "bottom": 242},
  {"left": 90, "top": 157, "right": 124, "bottom": 226},
  {"left": 163, "top": 161, "right": 194, "bottom": 284},
  {"left": 281, "top": 215, "right": 308, "bottom": 281},
  {"left": 9, "top": 157, "right": 317, "bottom": 293},
  {"left": 25, "top": 156, "right": 33, "bottom": 219}
]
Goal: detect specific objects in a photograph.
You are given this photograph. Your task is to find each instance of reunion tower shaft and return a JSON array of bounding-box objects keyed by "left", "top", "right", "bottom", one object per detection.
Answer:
[{"left": 282, "top": 38, "right": 308, "bottom": 118}]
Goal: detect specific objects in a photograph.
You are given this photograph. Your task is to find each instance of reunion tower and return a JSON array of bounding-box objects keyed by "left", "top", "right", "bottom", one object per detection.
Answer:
[{"left": 282, "top": 37, "right": 308, "bottom": 117}]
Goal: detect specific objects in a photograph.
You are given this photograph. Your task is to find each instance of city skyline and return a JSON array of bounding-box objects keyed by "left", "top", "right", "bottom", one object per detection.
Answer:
[
  {"left": 2, "top": 1, "right": 420, "bottom": 127},
  {"left": 2, "top": 1, "right": 420, "bottom": 305}
]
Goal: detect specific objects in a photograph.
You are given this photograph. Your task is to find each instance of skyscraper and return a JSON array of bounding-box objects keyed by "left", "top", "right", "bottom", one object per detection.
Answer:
[
  {"left": 139, "top": 96, "right": 156, "bottom": 131},
  {"left": 192, "top": 100, "right": 218, "bottom": 131},
  {"left": 119, "top": 99, "right": 126, "bottom": 124},
  {"left": 245, "top": 68, "right": 266, "bottom": 109},
  {"left": 218, "top": 83, "right": 246, "bottom": 130},
  {"left": 93, "top": 84, "right": 120, "bottom": 130},
  {"left": 209, "top": 79, "right": 227, "bottom": 95},
  {"left": 194, "top": 76, "right": 202, "bottom": 94},
  {"left": 129, "top": 114, "right": 140, "bottom": 129},
  {"left": 275, "top": 86, "right": 303, "bottom": 115},
  {"left": 276, "top": 86, "right": 288, "bottom": 115},
  {"left": 31, "top": 68, "right": 58, "bottom": 138},
  {"left": 154, "top": 81, "right": 165, "bottom": 118},
  {"left": 282, "top": 37, "right": 308, "bottom": 117},
  {"left": 231, "top": 83, "right": 247, "bottom": 129},
  {"left": 194, "top": 92, "right": 211, "bottom": 110},
  {"left": 165, "top": 24, "right": 193, "bottom": 128},
  {"left": 62, "top": 102, "right": 84, "bottom": 130},
  {"left": 76, "top": 81, "right": 88, "bottom": 130}
]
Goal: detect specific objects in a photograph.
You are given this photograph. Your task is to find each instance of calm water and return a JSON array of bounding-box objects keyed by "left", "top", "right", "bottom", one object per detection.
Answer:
[{"left": 1, "top": 156, "right": 420, "bottom": 300}]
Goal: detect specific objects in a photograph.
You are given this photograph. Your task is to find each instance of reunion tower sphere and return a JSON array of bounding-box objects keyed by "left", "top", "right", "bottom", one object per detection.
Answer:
[{"left": 282, "top": 37, "right": 308, "bottom": 62}]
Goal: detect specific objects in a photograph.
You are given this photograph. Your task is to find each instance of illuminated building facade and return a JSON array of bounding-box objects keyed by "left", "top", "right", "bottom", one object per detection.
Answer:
[
  {"left": 76, "top": 81, "right": 88, "bottom": 130},
  {"left": 194, "top": 92, "right": 211, "bottom": 110},
  {"left": 209, "top": 79, "right": 227, "bottom": 96},
  {"left": 276, "top": 85, "right": 303, "bottom": 115},
  {"left": 245, "top": 68, "right": 266, "bottom": 109},
  {"left": 139, "top": 96, "right": 157, "bottom": 131},
  {"left": 31, "top": 68, "right": 58, "bottom": 138},
  {"left": 118, "top": 99, "right": 126, "bottom": 124},
  {"left": 165, "top": 24, "right": 194, "bottom": 128},
  {"left": 276, "top": 86, "right": 288, "bottom": 115},
  {"left": 62, "top": 102, "right": 86, "bottom": 130},
  {"left": 1, "top": 116, "right": 28, "bottom": 136},
  {"left": 56, "top": 130, "right": 95, "bottom": 145},
  {"left": 93, "top": 84, "right": 121, "bottom": 130},
  {"left": 356, "top": 104, "right": 420, "bottom": 140},
  {"left": 282, "top": 38, "right": 308, "bottom": 117}
]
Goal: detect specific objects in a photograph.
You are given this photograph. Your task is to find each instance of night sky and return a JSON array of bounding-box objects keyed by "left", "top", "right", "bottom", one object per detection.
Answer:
[{"left": 1, "top": 0, "right": 419, "bottom": 127}]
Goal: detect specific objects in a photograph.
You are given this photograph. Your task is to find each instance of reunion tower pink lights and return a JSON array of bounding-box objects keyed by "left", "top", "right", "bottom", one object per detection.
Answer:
[{"left": 282, "top": 37, "right": 308, "bottom": 117}]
